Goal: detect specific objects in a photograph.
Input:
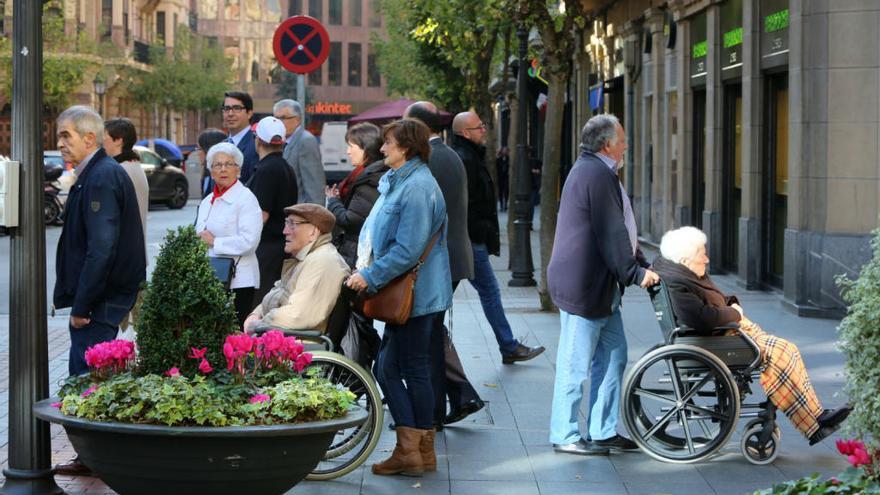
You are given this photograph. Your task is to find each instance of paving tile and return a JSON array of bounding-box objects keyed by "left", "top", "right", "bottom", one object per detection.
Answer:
[
  {"left": 537, "top": 481, "right": 628, "bottom": 495},
  {"left": 525, "top": 445, "right": 619, "bottom": 483},
  {"left": 451, "top": 480, "right": 540, "bottom": 495}
]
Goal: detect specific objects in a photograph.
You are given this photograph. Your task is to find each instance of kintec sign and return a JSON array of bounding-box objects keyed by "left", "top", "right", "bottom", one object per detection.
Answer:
[{"left": 306, "top": 102, "right": 353, "bottom": 115}]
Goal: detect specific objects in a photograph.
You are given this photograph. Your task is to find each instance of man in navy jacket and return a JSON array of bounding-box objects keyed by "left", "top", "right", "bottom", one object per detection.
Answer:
[
  {"left": 547, "top": 114, "right": 659, "bottom": 456},
  {"left": 222, "top": 91, "right": 259, "bottom": 184},
  {"left": 53, "top": 105, "right": 146, "bottom": 377}
]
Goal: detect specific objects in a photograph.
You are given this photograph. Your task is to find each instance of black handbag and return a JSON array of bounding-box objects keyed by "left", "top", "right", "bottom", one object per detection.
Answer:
[{"left": 209, "top": 256, "right": 239, "bottom": 290}]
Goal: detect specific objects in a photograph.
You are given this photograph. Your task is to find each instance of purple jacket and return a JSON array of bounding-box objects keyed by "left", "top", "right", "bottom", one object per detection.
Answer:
[{"left": 547, "top": 151, "right": 648, "bottom": 318}]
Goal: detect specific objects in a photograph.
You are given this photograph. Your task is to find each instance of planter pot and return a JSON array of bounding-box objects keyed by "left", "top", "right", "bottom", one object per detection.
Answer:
[{"left": 34, "top": 399, "right": 367, "bottom": 495}]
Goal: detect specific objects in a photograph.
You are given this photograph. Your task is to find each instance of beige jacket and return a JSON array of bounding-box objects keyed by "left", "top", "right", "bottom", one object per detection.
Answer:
[{"left": 251, "top": 233, "right": 350, "bottom": 331}]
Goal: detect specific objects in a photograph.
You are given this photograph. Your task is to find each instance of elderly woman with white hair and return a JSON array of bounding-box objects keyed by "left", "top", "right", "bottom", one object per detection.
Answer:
[
  {"left": 653, "top": 226, "right": 850, "bottom": 446},
  {"left": 195, "top": 142, "right": 263, "bottom": 327}
]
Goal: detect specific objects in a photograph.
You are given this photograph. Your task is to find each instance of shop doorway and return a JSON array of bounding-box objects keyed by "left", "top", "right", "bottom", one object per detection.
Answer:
[
  {"left": 721, "top": 84, "right": 742, "bottom": 271},
  {"left": 691, "top": 89, "right": 707, "bottom": 228},
  {"left": 762, "top": 74, "right": 788, "bottom": 287}
]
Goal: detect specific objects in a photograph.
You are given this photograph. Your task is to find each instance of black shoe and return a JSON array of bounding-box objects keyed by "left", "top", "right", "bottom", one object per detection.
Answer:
[
  {"left": 502, "top": 343, "right": 546, "bottom": 364},
  {"left": 818, "top": 406, "right": 851, "bottom": 430},
  {"left": 389, "top": 422, "right": 444, "bottom": 431},
  {"left": 444, "top": 399, "right": 485, "bottom": 425},
  {"left": 54, "top": 457, "right": 92, "bottom": 476},
  {"left": 552, "top": 439, "right": 610, "bottom": 456},
  {"left": 592, "top": 434, "right": 640, "bottom": 452}
]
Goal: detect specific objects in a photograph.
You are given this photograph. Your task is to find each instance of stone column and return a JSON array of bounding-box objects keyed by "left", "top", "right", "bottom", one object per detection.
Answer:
[
  {"left": 674, "top": 15, "right": 692, "bottom": 227},
  {"left": 646, "top": 8, "right": 666, "bottom": 241},
  {"left": 737, "top": 0, "right": 763, "bottom": 289},
  {"left": 703, "top": 4, "right": 723, "bottom": 273}
]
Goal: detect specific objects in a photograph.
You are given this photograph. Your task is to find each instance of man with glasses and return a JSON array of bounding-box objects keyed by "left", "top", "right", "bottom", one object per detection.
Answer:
[
  {"left": 451, "top": 112, "right": 545, "bottom": 369},
  {"left": 222, "top": 91, "right": 259, "bottom": 184},
  {"left": 273, "top": 99, "right": 325, "bottom": 204},
  {"left": 243, "top": 203, "right": 349, "bottom": 334}
]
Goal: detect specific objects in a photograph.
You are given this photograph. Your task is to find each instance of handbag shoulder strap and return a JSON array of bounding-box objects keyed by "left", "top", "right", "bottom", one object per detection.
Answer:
[{"left": 414, "top": 224, "right": 444, "bottom": 271}]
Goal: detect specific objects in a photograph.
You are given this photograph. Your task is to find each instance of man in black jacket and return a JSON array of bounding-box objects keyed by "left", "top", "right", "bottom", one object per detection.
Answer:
[
  {"left": 451, "top": 112, "right": 544, "bottom": 365},
  {"left": 249, "top": 116, "right": 298, "bottom": 307},
  {"left": 53, "top": 105, "right": 146, "bottom": 475},
  {"left": 547, "top": 114, "right": 659, "bottom": 456}
]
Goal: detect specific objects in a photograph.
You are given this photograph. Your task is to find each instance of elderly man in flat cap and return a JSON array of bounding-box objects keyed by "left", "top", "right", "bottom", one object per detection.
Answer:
[{"left": 244, "top": 203, "right": 350, "bottom": 333}]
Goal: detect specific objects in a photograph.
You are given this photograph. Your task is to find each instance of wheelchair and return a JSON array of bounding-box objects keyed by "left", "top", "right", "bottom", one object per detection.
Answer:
[
  {"left": 620, "top": 282, "right": 780, "bottom": 465},
  {"left": 255, "top": 289, "right": 384, "bottom": 480}
]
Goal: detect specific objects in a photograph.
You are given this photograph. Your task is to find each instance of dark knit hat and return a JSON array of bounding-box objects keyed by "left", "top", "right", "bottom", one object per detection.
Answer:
[{"left": 283, "top": 203, "right": 336, "bottom": 234}]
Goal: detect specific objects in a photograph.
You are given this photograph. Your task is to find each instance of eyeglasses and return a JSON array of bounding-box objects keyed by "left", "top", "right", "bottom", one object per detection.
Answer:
[
  {"left": 465, "top": 123, "right": 487, "bottom": 131},
  {"left": 211, "top": 161, "right": 239, "bottom": 170},
  {"left": 220, "top": 105, "right": 247, "bottom": 113},
  {"left": 284, "top": 219, "right": 311, "bottom": 228},
  {"left": 275, "top": 115, "right": 298, "bottom": 121}
]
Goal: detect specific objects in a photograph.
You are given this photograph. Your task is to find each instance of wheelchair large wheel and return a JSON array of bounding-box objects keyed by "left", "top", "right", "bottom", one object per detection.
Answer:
[
  {"left": 305, "top": 351, "right": 384, "bottom": 480},
  {"left": 622, "top": 344, "right": 741, "bottom": 463}
]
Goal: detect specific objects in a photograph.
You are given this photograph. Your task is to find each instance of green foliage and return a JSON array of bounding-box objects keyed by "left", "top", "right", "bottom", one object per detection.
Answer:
[
  {"left": 135, "top": 225, "right": 238, "bottom": 376},
  {"left": 376, "top": 0, "right": 514, "bottom": 114},
  {"left": 59, "top": 372, "right": 355, "bottom": 427},
  {"left": 754, "top": 469, "right": 880, "bottom": 495},
  {"left": 836, "top": 229, "right": 880, "bottom": 450},
  {"left": 122, "top": 25, "right": 232, "bottom": 115}
]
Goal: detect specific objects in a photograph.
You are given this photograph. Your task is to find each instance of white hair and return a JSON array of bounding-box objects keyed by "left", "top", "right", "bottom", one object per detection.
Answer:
[
  {"left": 205, "top": 142, "right": 244, "bottom": 169},
  {"left": 57, "top": 105, "right": 104, "bottom": 140},
  {"left": 660, "top": 226, "right": 708, "bottom": 265},
  {"left": 273, "top": 99, "right": 302, "bottom": 117},
  {"left": 580, "top": 114, "right": 620, "bottom": 153}
]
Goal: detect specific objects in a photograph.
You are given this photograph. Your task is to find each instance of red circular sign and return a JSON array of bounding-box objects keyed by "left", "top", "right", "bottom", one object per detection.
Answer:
[{"left": 272, "top": 16, "right": 330, "bottom": 74}]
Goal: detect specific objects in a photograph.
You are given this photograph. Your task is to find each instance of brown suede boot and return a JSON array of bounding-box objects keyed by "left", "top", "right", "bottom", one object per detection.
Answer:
[
  {"left": 372, "top": 426, "right": 424, "bottom": 476},
  {"left": 420, "top": 428, "right": 436, "bottom": 471}
]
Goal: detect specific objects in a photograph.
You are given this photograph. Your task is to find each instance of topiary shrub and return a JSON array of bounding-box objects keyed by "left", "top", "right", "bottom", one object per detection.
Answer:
[
  {"left": 135, "top": 225, "right": 238, "bottom": 376},
  {"left": 836, "top": 228, "right": 880, "bottom": 450}
]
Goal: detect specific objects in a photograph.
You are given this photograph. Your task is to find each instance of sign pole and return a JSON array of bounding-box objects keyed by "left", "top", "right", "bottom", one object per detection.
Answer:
[{"left": 297, "top": 73, "right": 306, "bottom": 127}]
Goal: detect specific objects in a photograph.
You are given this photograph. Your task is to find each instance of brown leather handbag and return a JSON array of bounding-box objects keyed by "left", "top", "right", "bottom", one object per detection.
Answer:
[{"left": 358, "top": 227, "right": 442, "bottom": 325}]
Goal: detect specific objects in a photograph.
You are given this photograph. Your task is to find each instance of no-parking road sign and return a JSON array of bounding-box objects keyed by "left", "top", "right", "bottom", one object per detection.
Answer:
[{"left": 272, "top": 15, "right": 330, "bottom": 74}]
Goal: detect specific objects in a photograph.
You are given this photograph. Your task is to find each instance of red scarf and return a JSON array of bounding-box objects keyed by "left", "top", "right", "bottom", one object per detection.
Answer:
[
  {"left": 210, "top": 180, "right": 237, "bottom": 204},
  {"left": 338, "top": 165, "right": 366, "bottom": 201}
]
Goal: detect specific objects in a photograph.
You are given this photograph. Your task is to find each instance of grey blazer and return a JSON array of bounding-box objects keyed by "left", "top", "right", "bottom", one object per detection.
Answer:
[
  {"left": 427, "top": 136, "right": 474, "bottom": 282},
  {"left": 283, "top": 126, "right": 325, "bottom": 205}
]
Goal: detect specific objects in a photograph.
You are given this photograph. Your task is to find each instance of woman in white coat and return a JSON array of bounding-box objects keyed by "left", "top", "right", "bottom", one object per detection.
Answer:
[{"left": 195, "top": 142, "right": 263, "bottom": 327}]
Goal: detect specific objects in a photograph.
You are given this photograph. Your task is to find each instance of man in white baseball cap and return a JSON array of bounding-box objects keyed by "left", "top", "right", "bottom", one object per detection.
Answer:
[{"left": 248, "top": 116, "right": 300, "bottom": 306}]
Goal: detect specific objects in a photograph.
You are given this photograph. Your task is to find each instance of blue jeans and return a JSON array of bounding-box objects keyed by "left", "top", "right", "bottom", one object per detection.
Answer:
[
  {"left": 375, "top": 312, "right": 440, "bottom": 429},
  {"left": 467, "top": 244, "right": 518, "bottom": 355},
  {"left": 69, "top": 319, "right": 119, "bottom": 376},
  {"left": 549, "top": 295, "right": 627, "bottom": 444}
]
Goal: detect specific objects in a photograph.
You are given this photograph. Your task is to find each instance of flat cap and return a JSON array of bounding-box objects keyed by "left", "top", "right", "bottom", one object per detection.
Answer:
[{"left": 284, "top": 203, "right": 336, "bottom": 234}]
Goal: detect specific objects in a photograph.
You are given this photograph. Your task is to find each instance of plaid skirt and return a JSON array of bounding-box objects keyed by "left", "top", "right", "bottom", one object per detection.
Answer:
[{"left": 728, "top": 317, "right": 823, "bottom": 439}]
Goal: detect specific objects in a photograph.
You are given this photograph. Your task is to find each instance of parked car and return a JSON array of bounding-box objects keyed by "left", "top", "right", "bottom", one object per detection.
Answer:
[
  {"left": 319, "top": 121, "right": 353, "bottom": 185},
  {"left": 136, "top": 138, "right": 184, "bottom": 168},
  {"left": 134, "top": 145, "right": 189, "bottom": 209}
]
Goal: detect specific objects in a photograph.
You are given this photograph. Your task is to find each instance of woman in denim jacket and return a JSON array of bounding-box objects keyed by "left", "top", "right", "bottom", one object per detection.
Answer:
[{"left": 346, "top": 119, "right": 452, "bottom": 477}]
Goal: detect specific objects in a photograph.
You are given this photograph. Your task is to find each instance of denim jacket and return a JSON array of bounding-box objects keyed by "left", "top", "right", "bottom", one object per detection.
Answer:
[{"left": 358, "top": 158, "right": 452, "bottom": 317}]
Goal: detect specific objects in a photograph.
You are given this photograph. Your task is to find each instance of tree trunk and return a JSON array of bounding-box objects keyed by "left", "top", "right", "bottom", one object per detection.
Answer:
[{"left": 537, "top": 77, "right": 567, "bottom": 311}]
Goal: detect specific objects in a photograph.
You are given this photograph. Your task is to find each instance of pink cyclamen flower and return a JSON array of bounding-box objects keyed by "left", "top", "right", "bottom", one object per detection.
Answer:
[
  {"left": 198, "top": 358, "right": 213, "bottom": 374},
  {"left": 164, "top": 367, "right": 181, "bottom": 377},
  {"left": 249, "top": 394, "right": 271, "bottom": 404},
  {"left": 81, "top": 385, "right": 97, "bottom": 398},
  {"left": 188, "top": 347, "right": 207, "bottom": 360},
  {"left": 50, "top": 402, "right": 62, "bottom": 409},
  {"left": 848, "top": 448, "right": 872, "bottom": 467}
]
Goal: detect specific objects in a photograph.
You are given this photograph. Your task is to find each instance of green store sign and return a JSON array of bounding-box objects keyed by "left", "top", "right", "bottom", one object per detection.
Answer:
[
  {"left": 723, "top": 27, "right": 743, "bottom": 48},
  {"left": 692, "top": 40, "right": 708, "bottom": 59},
  {"left": 764, "top": 9, "right": 789, "bottom": 33}
]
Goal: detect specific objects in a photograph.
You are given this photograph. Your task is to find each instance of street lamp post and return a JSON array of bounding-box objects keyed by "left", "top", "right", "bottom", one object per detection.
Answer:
[
  {"left": 508, "top": 26, "right": 536, "bottom": 287},
  {"left": 93, "top": 74, "right": 106, "bottom": 115},
  {"left": 2, "top": 1, "right": 63, "bottom": 493}
]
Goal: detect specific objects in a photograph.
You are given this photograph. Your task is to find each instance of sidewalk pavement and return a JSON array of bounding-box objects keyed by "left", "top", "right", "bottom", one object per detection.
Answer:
[{"left": 0, "top": 212, "right": 851, "bottom": 494}]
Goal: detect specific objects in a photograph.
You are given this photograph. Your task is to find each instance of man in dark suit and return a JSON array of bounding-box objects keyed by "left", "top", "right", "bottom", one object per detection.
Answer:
[
  {"left": 404, "top": 101, "right": 484, "bottom": 427},
  {"left": 53, "top": 105, "right": 146, "bottom": 474},
  {"left": 547, "top": 114, "right": 659, "bottom": 456},
  {"left": 222, "top": 91, "right": 259, "bottom": 184}
]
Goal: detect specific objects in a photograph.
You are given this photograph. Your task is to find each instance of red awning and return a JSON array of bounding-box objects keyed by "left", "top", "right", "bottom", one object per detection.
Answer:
[{"left": 348, "top": 98, "right": 452, "bottom": 126}]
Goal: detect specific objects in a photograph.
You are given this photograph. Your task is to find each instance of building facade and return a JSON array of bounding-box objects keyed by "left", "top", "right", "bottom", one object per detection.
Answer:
[{"left": 574, "top": 0, "right": 880, "bottom": 317}]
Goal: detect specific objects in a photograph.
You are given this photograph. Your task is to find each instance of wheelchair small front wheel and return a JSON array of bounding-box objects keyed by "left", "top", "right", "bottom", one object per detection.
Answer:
[
  {"left": 740, "top": 419, "right": 780, "bottom": 465},
  {"left": 305, "top": 351, "right": 384, "bottom": 480}
]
